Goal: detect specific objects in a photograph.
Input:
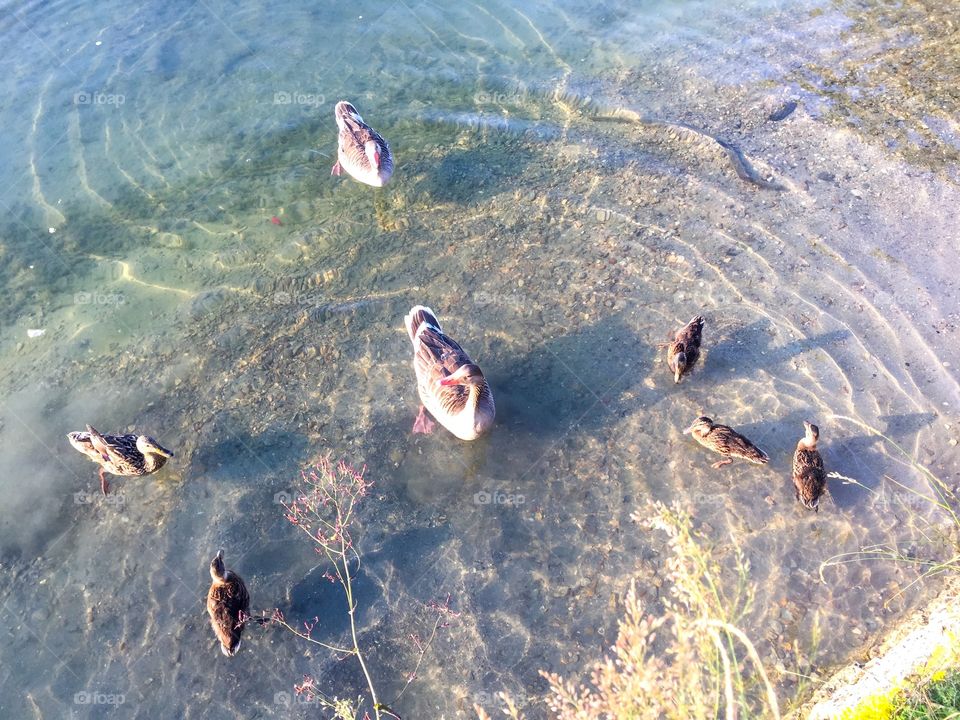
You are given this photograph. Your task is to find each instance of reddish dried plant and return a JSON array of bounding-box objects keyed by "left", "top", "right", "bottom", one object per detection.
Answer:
[{"left": 268, "top": 456, "right": 453, "bottom": 720}]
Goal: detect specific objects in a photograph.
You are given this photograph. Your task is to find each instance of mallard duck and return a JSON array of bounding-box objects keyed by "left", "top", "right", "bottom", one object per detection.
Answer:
[
  {"left": 659, "top": 315, "right": 704, "bottom": 383},
  {"left": 66, "top": 424, "right": 174, "bottom": 495},
  {"left": 206, "top": 549, "right": 250, "bottom": 657},
  {"left": 793, "top": 420, "right": 826, "bottom": 511},
  {"left": 683, "top": 416, "right": 769, "bottom": 468},
  {"left": 405, "top": 305, "right": 495, "bottom": 441},
  {"left": 331, "top": 100, "right": 393, "bottom": 187}
]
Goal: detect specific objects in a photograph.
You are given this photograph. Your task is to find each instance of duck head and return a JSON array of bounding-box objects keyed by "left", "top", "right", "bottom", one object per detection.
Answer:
[
  {"left": 210, "top": 549, "right": 226, "bottom": 582},
  {"left": 335, "top": 100, "right": 362, "bottom": 125},
  {"left": 672, "top": 343, "right": 687, "bottom": 383},
  {"left": 683, "top": 416, "right": 714, "bottom": 438},
  {"left": 137, "top": 435, "right": 175, "bottom": 459}
]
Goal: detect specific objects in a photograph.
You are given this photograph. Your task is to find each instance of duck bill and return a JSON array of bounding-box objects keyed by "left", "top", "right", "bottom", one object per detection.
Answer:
[
  {"left": 150, "top": 442, "right": 175, "bottom": 458},
  {"left": 682, "top": 423, "right": 695, "bottom": 434},
  {"left": 439, "top": 376, "right": 465, "bottom": 387}
]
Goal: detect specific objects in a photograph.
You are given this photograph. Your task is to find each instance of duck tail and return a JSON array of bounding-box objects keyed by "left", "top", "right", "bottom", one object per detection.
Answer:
[
  {"left": 85, "top": 425, "right": 112, "bottom": 462},
  {"left": 405, "top": 305, "right": 441, "bottom": 343}
]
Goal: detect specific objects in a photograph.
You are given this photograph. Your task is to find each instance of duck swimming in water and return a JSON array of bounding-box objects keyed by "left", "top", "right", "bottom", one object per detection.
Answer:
[
  {"left": 331, "top": 100, "right": 393, "bottom": 187},
  {"left": 66, "top": 424, "right": 174, "bottom": 495},
  {"left": 206, "top": 549, "right": 250, "bottom": 657},
  {"left": 683, "top": 416, "right": 769, "bottom": 468},
  {"left": 660, "top": 315, "right": 704, "bottom": 384},
  {"left": 793, "top": 420, "right": 826, "bottom": 511},
  {"left": 405, "top": 305, "right": 495, "bottom": 441}
]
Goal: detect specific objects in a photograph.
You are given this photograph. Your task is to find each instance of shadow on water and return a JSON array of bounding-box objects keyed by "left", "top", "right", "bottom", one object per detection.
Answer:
[
  {"left": 283, "top": 563, "right": 377, "bottom": 642},
  {"left": 412, "top": 142, "right": 537, "bottom": 204},
  {"left": 828, "top": 412, "right": 938, "bottom": 508},
  {"left": 189, "top": 414, "right": 311, "bottom": 483},
  {"left": 494, "top": 311, "right": 653, "bottom": 438},
  {"left": 704, "top": 320, "right": 851, "bottom": 379},
  {"left": 878, "top": 411, "right": 937, "bottom": 437}
]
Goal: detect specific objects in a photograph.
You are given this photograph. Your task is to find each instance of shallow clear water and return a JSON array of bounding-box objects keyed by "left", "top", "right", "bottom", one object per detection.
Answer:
[{"left": 1, "top": 0, "right": 959, "bottom": 717}]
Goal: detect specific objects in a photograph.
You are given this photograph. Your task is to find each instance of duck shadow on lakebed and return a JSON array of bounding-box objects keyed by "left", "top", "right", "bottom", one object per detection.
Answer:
[
  {"left": 701, "top": 320, "right": 850, "bottom": 379},
  {"left": 826, "top": 411, "right": 938, "bottom": 508},
  {"left": 188, "top": 412, "right": 311, "bottom": 484},
  {"left": 412, "top": 142, "right": 537, "bottom": 204},
  {"left": 488, "top": 311, "right": 655, "bottom": 440}
]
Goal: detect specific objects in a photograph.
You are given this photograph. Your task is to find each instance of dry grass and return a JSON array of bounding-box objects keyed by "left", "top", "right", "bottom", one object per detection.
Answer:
[{"left": 478, "top": 501, "right": 779, "bottom": 720}]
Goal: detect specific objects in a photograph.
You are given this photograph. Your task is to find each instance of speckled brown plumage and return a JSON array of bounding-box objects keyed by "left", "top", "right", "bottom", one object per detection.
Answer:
[
  {"left": 206, "top": 550, "right": 250, "bottom": 657},
  {"left": 683, "top": 416, "right": 769, "bottom": 468},
  {"left": 661, "top": 315, "right": 704, "bottom": 383},
  {"left": 793, "top": 420, "right": 826, "bottom": 511},
  {"left": 66, "top": 424, "right": 174, "bottom": 494}
]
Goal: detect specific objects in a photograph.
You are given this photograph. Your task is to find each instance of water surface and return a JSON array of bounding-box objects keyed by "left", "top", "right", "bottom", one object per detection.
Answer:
[{"left": 0, "top": 0, "right": 958, "bottom": 717}]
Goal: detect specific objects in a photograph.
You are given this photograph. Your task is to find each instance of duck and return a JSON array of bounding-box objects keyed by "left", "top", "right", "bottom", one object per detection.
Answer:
[
  {"left": 793, "top": 420, "right": 826, "bottom": 511},
  {"left": 331, "top": 100, "right": 393, "bottom": 187},
  {"left": 683, "top": 416, "right": 769, "bottom": 468},
  {"left": 66, "top": 424, "right": 174, "bottom": 495},
  {"left": 659, "top": 315, "right": 704, "bottom": 384},
  {"left": 206, "top": 549, "right": 250, "bottom": 657},
  {"left": 405, "top": 305, "right": 495, "bottom": 441}
]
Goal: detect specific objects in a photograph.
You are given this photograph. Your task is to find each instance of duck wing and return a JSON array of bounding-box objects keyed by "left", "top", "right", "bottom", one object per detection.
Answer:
[
  {"left": 207, "top": 574, "right": 250, "bottom": 655},
  {"left": 793, "top": 447, "right": 825, "bottom": 506},
  {"left": 676, "top": 315, "right": 704, "bottom": 361},
  {"left": 339, "top": 114, "right": 381, "bottom": 152},
  {"left": 792, "top": 446, "right": 824, "bottom": 477},
  {"left": 86, "top": 425, "right": 143, "bottom": 473},
  {"left": 414, "top": 325, "right": 473, "bottom": 387},
  {"left": 710, "top": 425, "right": 768, "bottom": 463},
  {"left": 336, "top": 104, "right": 391, "bottom": 172}
]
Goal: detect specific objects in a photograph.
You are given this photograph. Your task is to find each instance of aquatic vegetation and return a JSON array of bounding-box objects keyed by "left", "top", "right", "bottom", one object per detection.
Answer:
[
  {"left": 482, "top": 502, "right": 779, "bottom": 720},
  {"left": 793, "top": 0, "right": 960, "bottom": 173},
  {"left": 266, "top": 457, "right": 454, "bottom": 720}
]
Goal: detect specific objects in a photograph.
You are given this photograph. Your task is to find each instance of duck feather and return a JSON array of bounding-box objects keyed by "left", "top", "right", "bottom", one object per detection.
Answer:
[{"left": 405, "top": 305, "right": 494, "bottom": 440}]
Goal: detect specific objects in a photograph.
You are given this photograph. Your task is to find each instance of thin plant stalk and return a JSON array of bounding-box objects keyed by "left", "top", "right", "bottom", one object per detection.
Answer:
[
  {"left": 820, "top": 415, "right": 960, "bottom": 609},
  {"left": 273, "top": 457, "right": 451, "bottom": 720}
]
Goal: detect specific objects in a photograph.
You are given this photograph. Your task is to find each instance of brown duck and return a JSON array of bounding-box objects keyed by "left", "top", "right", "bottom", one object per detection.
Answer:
[
  {"left": 206, "top": 550, "right": 250, "bottom": 657},
  {"left": 793, "top": 420, "right": 826, "bottom": 511},
  {"left": 405, "top": 305, "right": 495, "bottom": 441},
  {"left": 66, "top": 424, "right": 174, "bottom": 495},
  {"left": 660, "top": 315, "right": 704, "bottom": 383},
  {"left": 683, "top": 416, "right": 769, "bottom": 468}
]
